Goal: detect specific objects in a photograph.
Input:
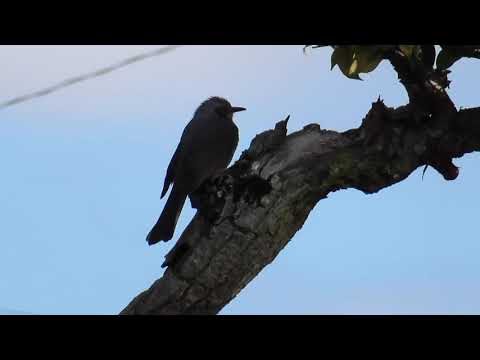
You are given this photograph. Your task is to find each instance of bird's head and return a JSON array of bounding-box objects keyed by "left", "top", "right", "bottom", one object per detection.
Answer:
[{"left": 197, "top": 97, "right": 246, "bottom": 121}]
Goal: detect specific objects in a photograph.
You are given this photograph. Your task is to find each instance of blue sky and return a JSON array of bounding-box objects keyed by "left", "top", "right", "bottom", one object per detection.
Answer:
[{"left": 0, "top": 45, "right": 479, "bottom": 315}]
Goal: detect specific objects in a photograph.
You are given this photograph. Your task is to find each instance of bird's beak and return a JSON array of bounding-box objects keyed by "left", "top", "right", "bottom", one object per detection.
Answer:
[{"left": 231, "top": 107, "right": 247, "bottom": 113}]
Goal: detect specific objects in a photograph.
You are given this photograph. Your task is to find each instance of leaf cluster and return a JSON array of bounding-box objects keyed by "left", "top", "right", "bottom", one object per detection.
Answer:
[{"left": 305, "top": 45, "right": 480, "bottom": 80}]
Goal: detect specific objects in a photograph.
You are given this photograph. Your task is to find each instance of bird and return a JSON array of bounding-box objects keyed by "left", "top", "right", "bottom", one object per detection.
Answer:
[{"left": 146, "top": 97, "right": 246, "bottom": 245}]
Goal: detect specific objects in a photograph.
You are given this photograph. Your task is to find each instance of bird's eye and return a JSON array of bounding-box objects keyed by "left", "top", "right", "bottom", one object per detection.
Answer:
[{"left": 215, "top": 106, "right": 228, "bottom": 117}]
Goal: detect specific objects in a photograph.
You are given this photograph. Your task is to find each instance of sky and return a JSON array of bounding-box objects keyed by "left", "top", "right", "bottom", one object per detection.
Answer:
[{"left": 0, "top": 45, "right": 479, "bottom": 315}]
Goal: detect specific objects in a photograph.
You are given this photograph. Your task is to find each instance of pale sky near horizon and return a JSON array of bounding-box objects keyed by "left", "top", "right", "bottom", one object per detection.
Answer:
[{"left": 0, "top": 45, "right": 479, "bottom": 315}]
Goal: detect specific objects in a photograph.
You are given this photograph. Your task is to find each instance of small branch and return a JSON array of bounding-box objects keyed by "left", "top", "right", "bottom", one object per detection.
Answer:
[{"left": 384, "top": 48, "right": 456, "bottom": 117}]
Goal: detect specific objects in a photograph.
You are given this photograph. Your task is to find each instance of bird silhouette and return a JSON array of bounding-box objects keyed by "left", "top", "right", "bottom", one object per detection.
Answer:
[{"left": 147, "top": 97, "right": 246, "bottom": 245}]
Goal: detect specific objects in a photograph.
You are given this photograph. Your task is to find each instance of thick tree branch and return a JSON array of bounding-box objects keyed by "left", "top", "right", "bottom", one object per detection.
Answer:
[
  {"left": 120, "top": 102, "right": 480, "bottom": 315},
  {"left": 121, "top": 47, "right": 477, "bottom": 315}
]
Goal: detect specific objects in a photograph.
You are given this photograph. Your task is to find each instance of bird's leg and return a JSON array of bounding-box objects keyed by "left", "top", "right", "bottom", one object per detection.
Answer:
[
  {"left": 188, "top": 175, "right": 228, "bottom": 223},
  {"left": 211, "top": 168, "right": 230, "bottom": 184}
]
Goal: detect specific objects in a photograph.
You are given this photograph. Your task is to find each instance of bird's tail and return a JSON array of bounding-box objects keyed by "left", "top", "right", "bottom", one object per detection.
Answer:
[{"left": 146, "top": 184, "right": 187, "bottom": 245}]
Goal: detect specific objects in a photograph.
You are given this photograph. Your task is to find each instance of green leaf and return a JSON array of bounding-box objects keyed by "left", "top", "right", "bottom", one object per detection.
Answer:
[
  {"left": 331, "top": 46, "right": 346, "bottom": 70},
  {"left": 398, "top": 45, "right": 425, "bottom": 66},
  {"left": 331, "top": 47, "right": 361, "bottom": 79},
  {"left": 353, "top": 47, "right": 384, "bottom": 74},
  {"left": 436, "top": 47, "right": 463, "bottom": 70},
  {"left": 330, "top": 46, "right": 391, "bottom": 80},
  {"left": 348, "top": 58, "right": 362, "bottom": 79},
  {"left": 436, "top": 46, "right": 480, "bottom": 70},
  {"left": 399, "top": 45, "right": 416, "bottom": 59}
]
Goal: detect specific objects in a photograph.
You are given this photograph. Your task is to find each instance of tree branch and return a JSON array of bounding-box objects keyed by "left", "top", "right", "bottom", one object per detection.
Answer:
[{"left": 120, "top": 102, "right": 480, "bottom": 315}]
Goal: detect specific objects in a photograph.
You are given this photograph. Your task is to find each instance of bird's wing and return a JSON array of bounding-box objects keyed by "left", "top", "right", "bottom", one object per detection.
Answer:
[
  {"left": 160, "top": 119, "right": 199, "bottom": 199},
  {"left": 161, "top": 145, "right": 181, "bottom": 199}
]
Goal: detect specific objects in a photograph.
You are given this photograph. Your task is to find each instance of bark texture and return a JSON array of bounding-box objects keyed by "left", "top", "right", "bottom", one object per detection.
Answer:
[{"left": 121, "top": 48, "right": 480, "bottom": 315}]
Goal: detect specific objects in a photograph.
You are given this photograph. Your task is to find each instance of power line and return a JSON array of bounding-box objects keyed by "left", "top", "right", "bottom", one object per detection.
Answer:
[{"left": 0, "top": 45, "right": 183, "bottom": 111}]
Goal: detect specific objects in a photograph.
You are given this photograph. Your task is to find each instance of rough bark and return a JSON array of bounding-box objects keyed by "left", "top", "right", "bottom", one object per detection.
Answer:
[{"left": 120, "top": 49, "right": 480, "bottom": 315}]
